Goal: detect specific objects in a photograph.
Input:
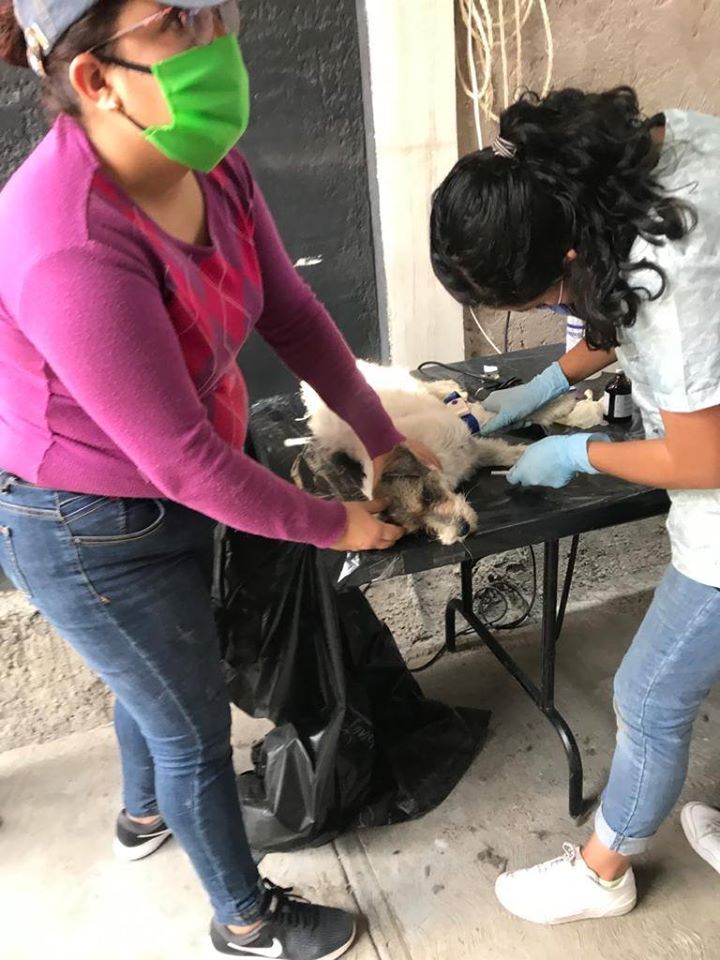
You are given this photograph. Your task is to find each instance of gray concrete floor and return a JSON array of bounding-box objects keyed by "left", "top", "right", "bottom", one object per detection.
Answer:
[{"left": 2, "top": 592, "right": 719, "bottom": 960}]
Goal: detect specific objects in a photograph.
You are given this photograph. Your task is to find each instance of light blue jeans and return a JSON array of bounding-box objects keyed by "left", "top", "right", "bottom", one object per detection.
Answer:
[{"left": 596, "top": 564, "right": 720, "bottom": 855}]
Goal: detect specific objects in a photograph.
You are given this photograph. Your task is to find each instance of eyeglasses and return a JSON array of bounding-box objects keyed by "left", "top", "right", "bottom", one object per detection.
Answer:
[{"left": 88, "top": 2, "right": 241, "bottom": 55}]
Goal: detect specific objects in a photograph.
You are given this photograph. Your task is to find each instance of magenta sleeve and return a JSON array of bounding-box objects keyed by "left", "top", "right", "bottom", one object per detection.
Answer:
[{"left": 18, "top": 244, "right": 347, "bottom": 548}]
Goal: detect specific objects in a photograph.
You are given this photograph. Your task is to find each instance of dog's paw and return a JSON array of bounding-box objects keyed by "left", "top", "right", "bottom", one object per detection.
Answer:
[{"left": 504, "top": 443, "right": 527, "bottom": 465}]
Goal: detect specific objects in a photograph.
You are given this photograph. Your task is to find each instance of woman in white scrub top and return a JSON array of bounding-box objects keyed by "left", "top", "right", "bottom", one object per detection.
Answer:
[{"left": 430, "top": 86, "right": 720, "bottom": 924}]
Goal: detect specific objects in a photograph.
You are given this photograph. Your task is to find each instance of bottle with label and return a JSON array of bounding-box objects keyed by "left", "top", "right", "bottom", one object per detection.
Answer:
[{"left": 603, "top": 372, "right": 633, "bottom": 423}]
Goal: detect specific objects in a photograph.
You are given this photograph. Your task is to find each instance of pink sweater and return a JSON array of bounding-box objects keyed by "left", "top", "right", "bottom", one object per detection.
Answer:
[{"left": 0, "top": 116, "right": 403, "bottom": 547}]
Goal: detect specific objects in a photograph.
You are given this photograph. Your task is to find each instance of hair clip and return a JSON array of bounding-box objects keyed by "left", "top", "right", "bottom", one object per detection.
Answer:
[
  {"left": 490, "top": 136, "right": 517, "bottom": 160},
  {"left": 24, "top": 24, "right": 50, "bottom": 77}
]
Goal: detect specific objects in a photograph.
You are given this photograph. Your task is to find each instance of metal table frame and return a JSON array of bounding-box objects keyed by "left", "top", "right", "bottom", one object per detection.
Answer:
[
  {"left": 445, "top": 537, "right": 585, "bottom": 816},
  {"left": 249, "top": 345, "right": 671, "bottom": 820}
]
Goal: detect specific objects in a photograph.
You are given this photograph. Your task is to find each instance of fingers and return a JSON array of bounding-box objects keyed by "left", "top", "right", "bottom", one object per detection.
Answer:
[
  {"left": 481, "top": 394, "right": 503, "bottom": 413},
  {"left": 364, "top": 498, "right": 389, "bottom": 514},
  {"left": 479, "top": 414, "right": 504, "bottom": 436},
  {"left": 406, "top": 441, "right": 441, "bottom": 470},
  {"left": 379, "top": 521, "right": 404, "bottom": 543}
]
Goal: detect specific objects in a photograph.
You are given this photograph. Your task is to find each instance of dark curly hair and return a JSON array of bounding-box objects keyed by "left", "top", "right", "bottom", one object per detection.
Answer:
[{"left": 430, "top": 86, "right": 696, "bottom": 350}]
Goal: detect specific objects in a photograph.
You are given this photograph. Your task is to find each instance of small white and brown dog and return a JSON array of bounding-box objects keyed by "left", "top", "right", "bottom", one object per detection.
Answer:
[{"left": 299, "top": 362, "right": 603, "bottom": 546}]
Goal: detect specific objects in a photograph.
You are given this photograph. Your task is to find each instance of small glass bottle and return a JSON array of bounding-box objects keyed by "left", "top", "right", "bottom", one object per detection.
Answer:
[{"left": 603, "top": 372, "right": 633, "bottom": 423}]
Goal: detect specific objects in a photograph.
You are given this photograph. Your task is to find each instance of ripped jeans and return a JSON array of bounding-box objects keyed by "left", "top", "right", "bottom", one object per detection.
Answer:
[
  {"left": 0, "top": 474, "right": 262, "bottom": 925},
  {"left": 595, "top": 565, "right": 720, "bottom": 855}
]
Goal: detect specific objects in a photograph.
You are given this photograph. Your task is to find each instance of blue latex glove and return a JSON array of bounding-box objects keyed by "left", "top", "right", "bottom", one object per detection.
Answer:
[
  {"left": 507, "top": 433, "right": 611, "bottom": 488},
  {"left": 480, "top": 361, "right": 570, "bottom": 436}
]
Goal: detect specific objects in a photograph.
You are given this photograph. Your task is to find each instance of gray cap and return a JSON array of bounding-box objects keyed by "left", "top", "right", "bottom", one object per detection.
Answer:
[{"left": 13, "top": 0, "right": 223, "bottom": 73}]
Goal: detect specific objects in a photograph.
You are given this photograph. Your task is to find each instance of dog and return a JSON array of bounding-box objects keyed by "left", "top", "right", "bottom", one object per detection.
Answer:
[{"left": 298, "top": 362, "right": 604, "bottom": 546}]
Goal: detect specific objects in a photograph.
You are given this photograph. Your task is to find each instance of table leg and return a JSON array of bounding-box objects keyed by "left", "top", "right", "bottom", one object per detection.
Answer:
[
  {"left": 540, "top": 540, "right": 584, "bottom": 817},
  {"left": 444, "top": 539, "right": 586, "bottom": 818}
]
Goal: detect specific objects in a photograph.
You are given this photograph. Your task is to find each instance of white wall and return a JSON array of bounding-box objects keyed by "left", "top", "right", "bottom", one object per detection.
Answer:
[{"left": 357, "top": 0, "right": 464, "bottom": 368}]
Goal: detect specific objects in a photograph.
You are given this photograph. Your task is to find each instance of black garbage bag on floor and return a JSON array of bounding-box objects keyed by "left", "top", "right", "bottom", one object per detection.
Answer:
[{"left": 215, "top": 529, "right": 489, "bottom": 854}]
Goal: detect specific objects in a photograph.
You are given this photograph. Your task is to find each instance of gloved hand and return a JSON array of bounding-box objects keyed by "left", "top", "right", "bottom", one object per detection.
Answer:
[
  {"left": 507, "top": 433, "right": 611, "bottom": 488},
  {"left": 480, "top": 361, "right": 570, "bottom": 436}
]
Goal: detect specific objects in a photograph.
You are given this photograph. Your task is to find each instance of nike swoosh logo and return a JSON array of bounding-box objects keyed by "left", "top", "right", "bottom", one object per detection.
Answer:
[
  {"left": 226, "top": 938, "right": 284, "bottom": 958},
  {"left": 137, "top": 829, "right": 170, "bottom": 839}
]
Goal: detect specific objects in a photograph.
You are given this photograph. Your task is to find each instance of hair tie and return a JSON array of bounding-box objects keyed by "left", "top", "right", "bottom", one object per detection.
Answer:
[{"left": 491, "top": 136, "right": 517, "bottom": 160}]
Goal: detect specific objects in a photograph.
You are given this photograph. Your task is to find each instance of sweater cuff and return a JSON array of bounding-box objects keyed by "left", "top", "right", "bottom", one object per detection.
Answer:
[
  {"left": 306, "top": 498, "right": 348, "bottom": 549},
  {"left": 362, "top": 425, "right": 405, "bottom": 460}
]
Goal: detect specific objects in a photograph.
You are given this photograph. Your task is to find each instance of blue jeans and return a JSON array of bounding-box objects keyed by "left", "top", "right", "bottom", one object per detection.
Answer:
[
  {"left": 0, "top": 474, "right": 262, "bottom": 925},
  {"left": 596, "top": 564, "right": 720, "bottom": 855}
]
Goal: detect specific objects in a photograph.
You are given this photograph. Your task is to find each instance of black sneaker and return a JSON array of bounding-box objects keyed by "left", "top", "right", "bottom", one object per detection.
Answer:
[
  {"left": 210, "top": 881, "right": 357, "bottom": 960},
  {"left": 112, "top": 809, "right": 172, "bottom": 862}
]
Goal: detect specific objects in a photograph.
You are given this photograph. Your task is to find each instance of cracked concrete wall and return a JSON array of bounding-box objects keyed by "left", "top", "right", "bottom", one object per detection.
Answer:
[{"left": 458, "top": 0, "right": 720, "bottom": 358}]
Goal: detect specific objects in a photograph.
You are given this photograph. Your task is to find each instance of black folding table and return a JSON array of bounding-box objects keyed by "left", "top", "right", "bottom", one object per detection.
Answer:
[{"left": 249, "top": 344, "right": 669, "bottom": 818}]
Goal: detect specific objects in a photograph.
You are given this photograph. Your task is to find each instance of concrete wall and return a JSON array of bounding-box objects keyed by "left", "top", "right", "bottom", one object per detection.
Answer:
[
  {"left": 459, "top": 0, "right": 720, "bottom": 358},
  {"left": 357, "top": 0, "right": 464, "bottom": 367}
]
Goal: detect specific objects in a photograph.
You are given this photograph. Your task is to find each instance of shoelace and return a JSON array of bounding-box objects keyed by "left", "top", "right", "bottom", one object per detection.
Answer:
[
  {"left": 261, "top": 880, "right": 319, "bottom": 932},
  {"left": 536, "top": 842, "right": 578, "bottom": 873}
]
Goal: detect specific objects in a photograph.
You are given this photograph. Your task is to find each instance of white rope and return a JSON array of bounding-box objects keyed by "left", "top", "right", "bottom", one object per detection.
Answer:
[
  {"left": 466, "top": 0, "right": 484, "bottom": 149},
  {"left": 469, "top": 308, "right": 503, "bottom": 355},
  {"left": 514, "top": 0, "right": 523, "bottom": 94},
  {"left": 498, "top": 0, "right": 509, "bottom": 110},
  {"left": 536, "top": 0, "right": 554, "bottom": 100},
  {"left": 457, "top": 0, "right": 555, "bottom": 142},
  {"left": 457, "top": 3, "right": 554, "bottom": 353}
]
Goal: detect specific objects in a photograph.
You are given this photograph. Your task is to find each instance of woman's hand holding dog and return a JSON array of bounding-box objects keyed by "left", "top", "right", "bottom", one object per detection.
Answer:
[{"left": 331, "top": 500, "right": 405, "bottom": 552}]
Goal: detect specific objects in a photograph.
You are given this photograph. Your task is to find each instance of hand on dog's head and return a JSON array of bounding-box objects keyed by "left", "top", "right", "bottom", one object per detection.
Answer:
[{"left": 375, "top": 446, "right": 477, "bottom": 545}]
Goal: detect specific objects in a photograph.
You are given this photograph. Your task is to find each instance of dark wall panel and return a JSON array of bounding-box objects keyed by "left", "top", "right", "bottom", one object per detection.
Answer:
[{"left": 236, "top": 0, "right": 380, "bottom": 398}]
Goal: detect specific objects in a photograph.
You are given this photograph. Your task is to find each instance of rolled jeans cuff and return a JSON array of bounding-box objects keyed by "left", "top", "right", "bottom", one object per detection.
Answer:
[{"left": 595, "top": 803, "right": 656, "bottom": 856}]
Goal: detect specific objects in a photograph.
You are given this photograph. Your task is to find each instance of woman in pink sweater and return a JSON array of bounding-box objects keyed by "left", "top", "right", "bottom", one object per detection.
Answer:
[{"left": 0, "top": 3, "right": 431, "bottom": 956}]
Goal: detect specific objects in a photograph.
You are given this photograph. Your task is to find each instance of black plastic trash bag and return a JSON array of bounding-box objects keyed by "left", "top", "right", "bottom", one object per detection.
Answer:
[{"left": 215, "top": 529, "right": 489, "bottom": 854}]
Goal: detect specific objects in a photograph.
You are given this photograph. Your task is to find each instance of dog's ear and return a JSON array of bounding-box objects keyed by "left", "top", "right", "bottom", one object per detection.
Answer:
[{"left": 379, "top": 446, "right": 430, "bottom": 480}]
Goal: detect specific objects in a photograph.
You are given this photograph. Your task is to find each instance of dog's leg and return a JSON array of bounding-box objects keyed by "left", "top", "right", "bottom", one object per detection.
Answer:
[
  {"left": 421, "top": 378, "right": 466, "bottom": 400},
  {"left": 472, "top": 438, "right": 527, "bottom": 468}
]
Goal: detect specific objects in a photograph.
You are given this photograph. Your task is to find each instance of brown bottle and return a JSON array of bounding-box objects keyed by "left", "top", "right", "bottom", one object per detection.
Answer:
[{"left": 603, "top": 372, "right": 633, "bottom": 424}]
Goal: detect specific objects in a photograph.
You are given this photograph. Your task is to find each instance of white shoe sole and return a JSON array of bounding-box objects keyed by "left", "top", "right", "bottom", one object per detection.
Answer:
[
  {"left": 497, "top": 900, "right": 637, "bottom": 926},
  {"left": 495, "top": 877, "right": 636, "bottom": 925},
  {"left": 681, "top": 804, "right": 720, "bottom": 875},
  {"left": 541, "top": 899, "right": 637, "bottom": 925},
  {"left": 112, "top": 831, "right": 172, "bottom": 862},
  {"left": 208, "top": 920, "right": 357, "bottom": 959}
]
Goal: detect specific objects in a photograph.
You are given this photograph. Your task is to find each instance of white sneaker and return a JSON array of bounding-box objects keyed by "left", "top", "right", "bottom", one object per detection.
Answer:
[
  {"left": 681, "top": 802, "right": 720, "bottom": 875},
  {"left": 495, "top": 843, "right": 637, "bottom": 925}
]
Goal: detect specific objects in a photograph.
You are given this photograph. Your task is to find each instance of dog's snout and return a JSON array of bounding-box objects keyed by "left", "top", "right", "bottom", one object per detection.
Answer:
[{"left": 457, "top": 519, "right": 471, "bottom": 538}]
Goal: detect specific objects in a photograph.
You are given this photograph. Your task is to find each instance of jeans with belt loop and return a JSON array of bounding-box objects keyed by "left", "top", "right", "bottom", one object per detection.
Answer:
[{"left": 0, "top": 473, "right": 262, "bottom": 925}]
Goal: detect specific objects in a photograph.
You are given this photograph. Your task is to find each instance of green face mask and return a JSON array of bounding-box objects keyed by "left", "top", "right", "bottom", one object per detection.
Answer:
[{"left": 101, "top": 35, "right": 250, "bottom": 173}]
